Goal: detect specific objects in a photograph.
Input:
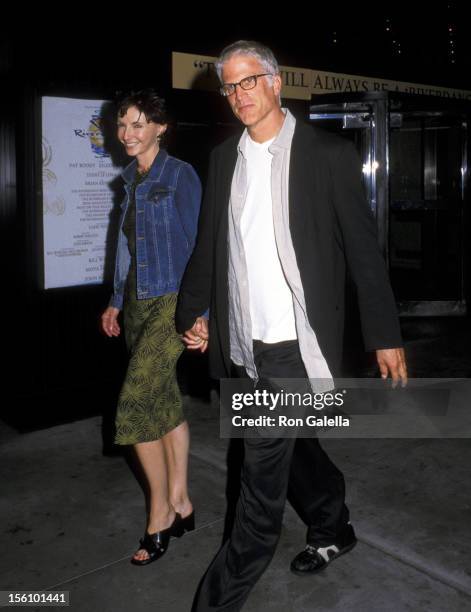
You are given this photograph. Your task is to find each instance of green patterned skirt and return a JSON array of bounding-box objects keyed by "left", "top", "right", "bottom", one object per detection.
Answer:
[{"left": 114, "top": 291, "right": 184, "bottom": 446}]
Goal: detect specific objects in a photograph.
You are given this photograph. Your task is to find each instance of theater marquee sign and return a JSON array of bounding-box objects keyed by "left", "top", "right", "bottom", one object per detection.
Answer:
[{"left": 172, "top": 51, "right": 471, "bottom": 101}]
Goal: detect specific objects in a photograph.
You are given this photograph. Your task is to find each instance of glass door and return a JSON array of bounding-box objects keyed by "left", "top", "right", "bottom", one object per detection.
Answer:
[
  {"left": 389, "top": 112, "right": 467, "bottom": 314},
  {"left": 309, "top": 104, "right": 376, "bottom": 214}
]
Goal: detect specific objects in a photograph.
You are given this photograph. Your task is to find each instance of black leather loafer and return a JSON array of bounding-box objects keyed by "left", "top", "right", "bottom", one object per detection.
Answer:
[{"left": 290, "top": 523, "right": 357, "bottom": 575}]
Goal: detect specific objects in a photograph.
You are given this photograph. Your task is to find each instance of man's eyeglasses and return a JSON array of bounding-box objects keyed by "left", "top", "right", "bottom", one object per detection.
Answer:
[{"left": 219, "top": 73, "right": 273, "bottom": 97}]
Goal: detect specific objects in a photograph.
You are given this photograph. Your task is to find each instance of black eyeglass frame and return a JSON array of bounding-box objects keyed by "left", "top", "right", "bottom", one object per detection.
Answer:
[{"left": 219, "top": 73, "right": 274, "bottom": 97}]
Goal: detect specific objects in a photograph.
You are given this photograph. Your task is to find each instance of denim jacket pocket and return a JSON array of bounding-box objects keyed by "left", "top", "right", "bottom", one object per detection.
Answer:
[{"left": 147, "top": 186, "right": 175, "bottom": 203}]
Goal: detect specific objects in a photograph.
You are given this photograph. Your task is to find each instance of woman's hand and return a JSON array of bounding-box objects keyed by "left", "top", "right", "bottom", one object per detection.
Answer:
[{"left": 101, "top": 306, "right": 121, "bottom": 337}]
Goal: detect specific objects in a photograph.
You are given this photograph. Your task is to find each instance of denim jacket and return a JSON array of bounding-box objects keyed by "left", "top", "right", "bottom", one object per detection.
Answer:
[{"left": 110, "top": 149, "right": 202, "bottom": 309}]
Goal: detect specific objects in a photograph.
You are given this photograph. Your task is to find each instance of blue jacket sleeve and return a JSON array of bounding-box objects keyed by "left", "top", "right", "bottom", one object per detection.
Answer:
[
  {"left": 108, "top": 204, "right": 130, "bottom": 311},
  {"left": 174, "top": 162, "right": 202, "bottom": 251},
  {"left": 174, "top": 162, "right": 209, "bottom": 319},
  {"left": 175, "top": 150, "right": 218, "bottom": 333}
]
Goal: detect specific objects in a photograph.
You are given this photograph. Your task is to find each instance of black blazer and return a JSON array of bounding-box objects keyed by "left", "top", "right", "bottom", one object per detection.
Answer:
[{"left": 176, "top": 121, "right": 402, "bottom": 378}]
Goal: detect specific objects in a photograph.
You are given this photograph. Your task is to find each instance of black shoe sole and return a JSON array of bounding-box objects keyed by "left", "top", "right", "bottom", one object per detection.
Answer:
[{"left": 290, "top": 538, "right": 357, "bottom": 576}]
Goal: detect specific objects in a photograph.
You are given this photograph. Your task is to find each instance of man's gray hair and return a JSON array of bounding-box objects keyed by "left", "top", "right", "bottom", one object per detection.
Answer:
[{"left": 215, "top": 40, "right": 280, "bottom": 83}]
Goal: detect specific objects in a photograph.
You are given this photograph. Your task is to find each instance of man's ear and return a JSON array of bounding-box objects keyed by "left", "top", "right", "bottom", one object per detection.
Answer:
[{"left": 273, "top": 73, "right": 282, "bottom": 97}]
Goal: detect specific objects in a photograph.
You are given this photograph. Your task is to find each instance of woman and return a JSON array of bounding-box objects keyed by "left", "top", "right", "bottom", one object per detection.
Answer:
[{"left": 101, "top": 89, "right": 202, "bottom": 565}]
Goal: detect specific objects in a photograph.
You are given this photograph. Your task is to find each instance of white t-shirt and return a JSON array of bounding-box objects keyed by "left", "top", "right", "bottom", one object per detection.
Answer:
[{"left": 240, "top": 134, "right": 297, "bottom": 342}]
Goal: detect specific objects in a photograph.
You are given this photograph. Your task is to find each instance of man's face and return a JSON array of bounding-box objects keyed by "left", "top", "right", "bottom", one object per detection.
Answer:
[{"left": 221, "top": 54, "right": 282, "bottom": 129}]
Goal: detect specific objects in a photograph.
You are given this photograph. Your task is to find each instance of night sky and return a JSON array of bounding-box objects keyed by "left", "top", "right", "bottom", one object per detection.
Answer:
[{"left": 2, "top": 4, "right": 470, "bottom": 92}]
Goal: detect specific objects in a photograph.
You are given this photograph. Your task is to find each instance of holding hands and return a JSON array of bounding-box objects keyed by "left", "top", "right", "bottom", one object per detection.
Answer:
[{"left": 182, "top": 317, "right": 209, "bottom": 352}]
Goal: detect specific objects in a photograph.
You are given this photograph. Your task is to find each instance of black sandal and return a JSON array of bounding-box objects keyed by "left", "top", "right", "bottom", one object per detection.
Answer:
[
  {"left": 131, "top": 513, "right": 183, "bottom": 566},
  {"left": 181, "top": 510, "right": 195, "bottom": 533}
]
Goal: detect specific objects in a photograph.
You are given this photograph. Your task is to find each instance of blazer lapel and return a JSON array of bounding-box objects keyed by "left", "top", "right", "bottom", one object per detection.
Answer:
[{"left": 215, "top": 142, "right": 238, "bottom": 375}]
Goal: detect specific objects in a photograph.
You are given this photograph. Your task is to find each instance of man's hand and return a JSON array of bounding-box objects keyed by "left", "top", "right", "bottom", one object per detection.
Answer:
[
  {"left": 376, "top": 348, "right": 407, "bottom": 387},
  {"left": 182, "top": 317, "right": 209, "bottom": 352}
]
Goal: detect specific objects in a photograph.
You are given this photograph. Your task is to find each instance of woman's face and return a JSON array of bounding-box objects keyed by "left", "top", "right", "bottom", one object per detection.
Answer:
[{"left": 117, "top": 105, "right": 165, "bottom": 159}]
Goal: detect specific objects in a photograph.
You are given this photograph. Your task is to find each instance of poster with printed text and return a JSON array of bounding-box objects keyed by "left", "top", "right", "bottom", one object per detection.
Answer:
[{"left": 42, "top": 96, "right": 122, "bottom": 289}]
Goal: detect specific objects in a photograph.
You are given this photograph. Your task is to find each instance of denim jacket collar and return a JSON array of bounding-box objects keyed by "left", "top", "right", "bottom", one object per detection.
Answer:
[{"left": 121, "top": 148, "right": 169, "bottom": 185}]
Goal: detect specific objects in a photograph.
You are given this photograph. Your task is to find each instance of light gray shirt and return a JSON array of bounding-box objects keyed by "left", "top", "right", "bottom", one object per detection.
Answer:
[{"left": 228, "top": 109, "right": 333, "bottom": 389}]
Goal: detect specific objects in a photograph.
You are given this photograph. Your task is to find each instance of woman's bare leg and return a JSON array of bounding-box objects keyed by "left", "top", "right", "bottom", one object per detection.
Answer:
[
  {"left": 162, "top": 421, "right": 193, "bottom": 519},
  {"left": 132, "top": 439, "right": 175, "bottom": 562}
]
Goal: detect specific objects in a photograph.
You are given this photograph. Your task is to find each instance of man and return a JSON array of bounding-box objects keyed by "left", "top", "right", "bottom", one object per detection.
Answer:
[{"left": 176, "top": 40, "right": 407, "bottom": 611}]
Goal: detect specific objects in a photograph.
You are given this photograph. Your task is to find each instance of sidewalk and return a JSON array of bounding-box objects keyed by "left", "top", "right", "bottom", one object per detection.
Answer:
[{"left": 1, "top": 394, "right": 471, "bottom": 611}]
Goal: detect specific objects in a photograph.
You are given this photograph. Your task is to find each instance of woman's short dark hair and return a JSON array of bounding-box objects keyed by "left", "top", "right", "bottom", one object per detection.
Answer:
[{"left": 116, "top": 89, "right": 170, "bottom": 145}]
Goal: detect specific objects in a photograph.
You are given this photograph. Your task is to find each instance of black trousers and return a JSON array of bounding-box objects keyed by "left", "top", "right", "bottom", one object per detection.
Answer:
[{"left": 193, "top": 340, "right": 349, "bottom": 612}]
